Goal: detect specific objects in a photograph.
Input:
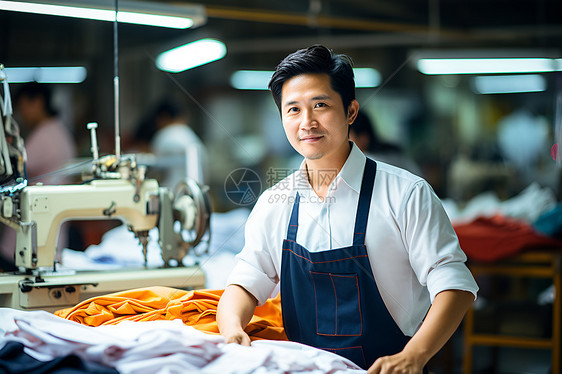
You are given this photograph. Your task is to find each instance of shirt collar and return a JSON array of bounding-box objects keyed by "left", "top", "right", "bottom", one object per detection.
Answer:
[
  {"left": 295, "top": 142, "right": 366, "bottom": 194},
  {"left": 295, "top": 159, "right": 311, "bottom": 192},
  {"left": 338, "top": 142, "right": 366, "bottom": 194}
]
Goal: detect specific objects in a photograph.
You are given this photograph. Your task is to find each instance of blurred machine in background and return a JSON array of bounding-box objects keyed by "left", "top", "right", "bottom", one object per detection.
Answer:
[{"left": 0, "top": 64, "right": 211, "bottom": 312}]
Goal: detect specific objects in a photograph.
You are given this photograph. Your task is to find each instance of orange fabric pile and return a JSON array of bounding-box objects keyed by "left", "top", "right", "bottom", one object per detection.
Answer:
[{"left": 55, "top": 287, "right": 287, "bottom": 341}]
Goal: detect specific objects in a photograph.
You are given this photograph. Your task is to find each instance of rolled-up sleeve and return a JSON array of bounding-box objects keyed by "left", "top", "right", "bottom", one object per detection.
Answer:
[
  {"left": 227, "top": 257, "right": 278, "bottom": 306},
  {"left": 426, "top": 262, "right": 478, "bottom": 302}
]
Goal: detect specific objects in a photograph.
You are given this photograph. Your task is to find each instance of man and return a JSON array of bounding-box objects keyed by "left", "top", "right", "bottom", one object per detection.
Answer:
[{"left": 217, "top": 45, "right": 477, "bottom": 374}]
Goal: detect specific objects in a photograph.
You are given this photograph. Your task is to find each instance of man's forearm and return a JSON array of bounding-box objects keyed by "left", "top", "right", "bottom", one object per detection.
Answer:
[
  {"left": 368, "top": 290, "right": 474, "bottom": 373},
  {"left": 404, "top": 289, "right": 475, "bottom": 365},
  {"left": 217, "top": 284, "right": 258, "bottom": 344}
]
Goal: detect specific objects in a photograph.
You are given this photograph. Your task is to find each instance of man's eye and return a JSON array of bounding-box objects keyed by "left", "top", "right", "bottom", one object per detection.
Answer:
[
  {"left": 315, "top": 102, "right": 327, "bottom": 108},
  {"left": 288, "top": 107, "right": 299, "bottom": 113}
]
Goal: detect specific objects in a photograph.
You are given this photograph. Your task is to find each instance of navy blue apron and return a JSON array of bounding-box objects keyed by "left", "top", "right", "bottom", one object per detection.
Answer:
[{"left": 280, "top": 158, "right": 410, "bottom": 369}]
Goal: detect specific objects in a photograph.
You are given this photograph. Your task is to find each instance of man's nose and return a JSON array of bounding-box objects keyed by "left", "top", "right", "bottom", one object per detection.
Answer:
[{"left": 299, "top": 110, "right": 318, "bottom": 131}]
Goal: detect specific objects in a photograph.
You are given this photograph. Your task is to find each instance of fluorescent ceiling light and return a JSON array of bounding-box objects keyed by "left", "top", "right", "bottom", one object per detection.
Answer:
[
  {"left": 473, "top": 74, "right": 546, "bottom": 94},
  {"left": 156, "top": 39, "right": 227, "bottom": 73},
  {"left": 417, "top": 58, "right": 562, "bottom": 75},
  {"left": 0, "top": 0, "right": 206, "bottom": 29},
  {"left": 230, "top": 68, "right": 381, "bottom": 90},
  {"left": 4, "top": 66, "right": 87, "bottom": 83},
  {"left": 230, "top": 70, "right": 273, "bottom": 90}
]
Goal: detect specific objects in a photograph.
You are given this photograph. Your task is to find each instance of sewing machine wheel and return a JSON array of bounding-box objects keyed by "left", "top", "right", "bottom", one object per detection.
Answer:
[{"left": 173, "top": 179, "right": 211, "bottom": 254}]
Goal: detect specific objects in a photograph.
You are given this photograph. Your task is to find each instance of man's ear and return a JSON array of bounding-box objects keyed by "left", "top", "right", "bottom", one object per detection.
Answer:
[{"left": 347, "top": 100, "right": 359, "bottom": 124}]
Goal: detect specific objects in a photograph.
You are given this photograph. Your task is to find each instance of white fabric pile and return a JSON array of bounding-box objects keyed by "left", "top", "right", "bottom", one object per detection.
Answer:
[
  {"left": 0, "top": 308, "right": 365, "bottom": 374},
  {"left": 441, "top": 182, "right": 557, "bottom": 225}
]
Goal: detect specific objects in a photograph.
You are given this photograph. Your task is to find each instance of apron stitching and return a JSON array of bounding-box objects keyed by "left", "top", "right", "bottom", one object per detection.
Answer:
[
  {"left": 330, "top": 273, "right": 337, "bottom": 335},
  {"left": 311, "top": 270, "right": 319, "bottom": 335},
  {"left": 282, "top": 247, "right": 368, "bottom": 264}
]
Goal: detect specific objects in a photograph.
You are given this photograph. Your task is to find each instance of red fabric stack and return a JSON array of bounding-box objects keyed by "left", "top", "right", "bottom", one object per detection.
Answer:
[{"left": 454, "top": 215, "right": 562, "bottom": 262}]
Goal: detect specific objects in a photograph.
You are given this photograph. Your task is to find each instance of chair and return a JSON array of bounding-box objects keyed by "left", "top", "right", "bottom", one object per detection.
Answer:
[{"left": 463, "top": 251, "right": 561, "bottom": 374}]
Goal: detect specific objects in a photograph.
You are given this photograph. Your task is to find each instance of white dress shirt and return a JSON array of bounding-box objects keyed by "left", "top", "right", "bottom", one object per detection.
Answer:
[{"left": 227, "top": 143, "right": 478, "bottom": 336}]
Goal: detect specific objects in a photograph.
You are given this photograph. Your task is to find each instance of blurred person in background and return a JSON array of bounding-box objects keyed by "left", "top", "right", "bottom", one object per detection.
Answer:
[
  {"left": 349, "top": 110, "right": 422, "bottom": 176},
  {"left": 133, "top": 98, "right": 208, "bottom": 188},
  {"left": 14, "top": 82, "right": 76, "bottom": 184}
]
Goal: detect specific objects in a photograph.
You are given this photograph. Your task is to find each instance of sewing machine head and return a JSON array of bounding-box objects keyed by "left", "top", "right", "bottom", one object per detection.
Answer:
[{"left": 0, "top": 65, "right": 211, "bottom": 275}]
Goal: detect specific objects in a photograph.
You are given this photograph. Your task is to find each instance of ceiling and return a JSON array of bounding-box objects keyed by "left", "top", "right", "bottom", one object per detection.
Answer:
[
  {"left": 2, "top": 0, "right": 562, "bottom": 66},
  {"left": 203, "top": 0, "right": 562, "bottom": 52}
]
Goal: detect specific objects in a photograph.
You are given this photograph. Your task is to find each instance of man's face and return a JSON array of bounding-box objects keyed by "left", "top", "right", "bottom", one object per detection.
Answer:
[{"left": 281, "top": 73, "right": 358, "bottom": 162}]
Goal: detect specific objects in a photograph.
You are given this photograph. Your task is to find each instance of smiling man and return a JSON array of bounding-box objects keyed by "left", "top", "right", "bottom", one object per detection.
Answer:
[{"left": 217, "top": 45, "right": 478, "bottom": 374}]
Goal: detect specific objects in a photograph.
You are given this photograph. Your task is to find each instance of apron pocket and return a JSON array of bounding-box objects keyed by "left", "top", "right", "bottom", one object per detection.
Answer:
[
  {"left": 310, "top": 272, "right": 362, "bottom": 336},
  {"left": 324, "top": 346, "right": 366, "bottom": 369}
]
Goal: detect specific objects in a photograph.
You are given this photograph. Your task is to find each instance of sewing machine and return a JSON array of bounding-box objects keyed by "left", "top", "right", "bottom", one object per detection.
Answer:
[{"left": 0, "top": 65, "right": 210, "bottom": 311}]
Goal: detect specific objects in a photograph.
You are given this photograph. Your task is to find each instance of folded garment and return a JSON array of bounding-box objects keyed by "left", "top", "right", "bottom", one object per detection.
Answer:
[
  {"left": 55, "top": 287, "right": 286, "bottom": 341},
  {"left": 454, "top": 214, "right": 562, "bottom": 262},
  {"left": 1, "top": 308, "right": 363, "bottom": 374}
]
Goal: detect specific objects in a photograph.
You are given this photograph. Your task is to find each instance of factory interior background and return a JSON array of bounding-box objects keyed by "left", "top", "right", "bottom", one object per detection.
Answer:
[{"left": 2, "top": 1, "right": 562, "bottom": 373}]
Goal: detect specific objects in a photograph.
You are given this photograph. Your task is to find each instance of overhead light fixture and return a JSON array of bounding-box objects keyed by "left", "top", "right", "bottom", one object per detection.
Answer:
[
  {"left": 230, "top": 68, "right": 381, "bottom": 90},
  {"left": 0, "top": 0, "right": 206, "bottom": 29},
  {"left": 3, "top": 66, "right": 87, "bottom": 83},
  {"left": 417, "top": 58, "right": 562, "bottom": 75},
  {"left": 156, "top": 39, "right": 227, "bottom": 73},
  {"left": 230, "top": 70, "right": 273, "bottom": 90},
  {"left": 473, "top": 74, "right": 547, "bottom": 94}
]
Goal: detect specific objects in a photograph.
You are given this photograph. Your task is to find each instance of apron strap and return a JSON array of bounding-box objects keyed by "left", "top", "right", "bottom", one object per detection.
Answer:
[
  {"left": 286, "top": 158, "right": 376, "bottom": 245},
  {"left": 286, "top": 192, "right": 301, "bottom": 241},
  {"left": 353, "top": 158, "right": 377, "bottom": 246}
]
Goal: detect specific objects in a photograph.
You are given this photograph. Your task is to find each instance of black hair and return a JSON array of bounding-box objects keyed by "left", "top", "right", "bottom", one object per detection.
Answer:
[
  {"left": 15, "top": 81, "right": 57, "bottom": 116},
  {"left": 152, "top": 99, "right": 181, "bottom": 120},
  {"left": 268, "top": 45, "right": 355, "bottom": 113}
]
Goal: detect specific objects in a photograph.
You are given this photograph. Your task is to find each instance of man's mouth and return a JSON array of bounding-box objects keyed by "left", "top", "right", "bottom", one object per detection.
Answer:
[{"left": 300, "top": 135, "right": 323, "bottom": 142}]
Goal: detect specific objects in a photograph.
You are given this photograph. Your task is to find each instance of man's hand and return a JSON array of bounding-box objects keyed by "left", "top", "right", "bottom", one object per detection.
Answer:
[
  {"left": 221, "top": 327, "right": 252, "bottom": 346},
  {"left": 217, "top": 285, "right": 258, "bottom": 347},
  {"left": 369, "top": 290, "right": 474, "bottom": 374},
  {"left": 368, "top": 351, "right": 425, "bottom": 374}
]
